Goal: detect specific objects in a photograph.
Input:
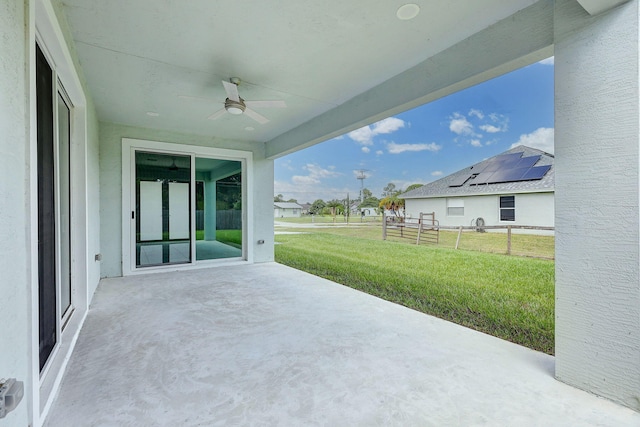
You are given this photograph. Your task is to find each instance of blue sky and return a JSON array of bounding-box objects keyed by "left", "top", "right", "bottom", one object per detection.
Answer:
[{"left": 274, "top": 57, "right": 554, "bottom": 204}]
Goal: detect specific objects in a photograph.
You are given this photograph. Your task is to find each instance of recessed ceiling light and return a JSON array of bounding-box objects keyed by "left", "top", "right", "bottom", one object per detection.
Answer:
[
  {"left": 396, "top": 4, "right": 420, "bottom": 20},
  {"left": 146, "top": 111, "right": 160, "bottom": 117},
  {"left": 244, "top": 126, "right": 255, "bottom": 132}
]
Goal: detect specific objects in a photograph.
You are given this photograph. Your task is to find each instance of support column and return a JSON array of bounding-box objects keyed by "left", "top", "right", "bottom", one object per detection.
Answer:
[
  {"left": 204, "top": 179, "right": 217, "bottom": 241},
  {"left": 554, "top": 0, "right": 640, "bottom": 410}
]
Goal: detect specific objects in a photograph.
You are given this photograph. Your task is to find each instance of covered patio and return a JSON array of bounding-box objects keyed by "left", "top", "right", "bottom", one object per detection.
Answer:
[
  {"left": 44, "top": 264, "right": 639, "bottom": 426},
  {"left": 3, "top": 0, "right": 640, "bottom": 425}
]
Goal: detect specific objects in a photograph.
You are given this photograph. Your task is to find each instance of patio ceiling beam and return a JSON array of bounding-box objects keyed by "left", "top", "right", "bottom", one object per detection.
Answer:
[
  {"left": 576, "top": 0, "right": 630, "bottom": 15},
  {"left": 264, "top": 0, "right": 553, "bottom": 160}
]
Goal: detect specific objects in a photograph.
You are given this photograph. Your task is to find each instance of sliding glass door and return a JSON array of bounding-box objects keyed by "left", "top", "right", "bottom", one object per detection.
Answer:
[
  {"left": 135, "top": 152, "right": 191, "bottom": 267},
  {"left": 195, "top": 157, "right": 242, "bottom": 261},
  {"left": 132, "top": 149, "right": 244, "bottom": 270}
]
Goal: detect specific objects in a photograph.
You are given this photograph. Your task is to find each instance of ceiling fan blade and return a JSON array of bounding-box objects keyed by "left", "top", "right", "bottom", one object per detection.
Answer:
[
  {"left": 245, "top": 100, "right": 286, "bottom": 109},
  {"left": 207, "top": 108, "right": 227, "bottom": 120},
  {"left": 222, "top": 80, "right": 240, "bottom": 102},
  {"left": 243, "top": 108, "right": 270, "bottom": 124}
]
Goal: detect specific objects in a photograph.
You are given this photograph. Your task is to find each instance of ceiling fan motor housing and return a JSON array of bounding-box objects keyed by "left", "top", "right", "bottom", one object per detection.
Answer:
[{"left": 225, "top": 97, "right": 246, "bottom": 115}]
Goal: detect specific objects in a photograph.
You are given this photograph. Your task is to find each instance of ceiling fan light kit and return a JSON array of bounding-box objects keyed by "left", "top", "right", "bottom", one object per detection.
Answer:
[{"left": 225, "top": 98, "right": 246, "bottom": 115}]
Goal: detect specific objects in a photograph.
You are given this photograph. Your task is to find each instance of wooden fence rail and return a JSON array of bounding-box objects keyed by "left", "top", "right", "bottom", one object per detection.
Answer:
[{"left": 383, "top": 213, "right": 554, "bottom": 257}]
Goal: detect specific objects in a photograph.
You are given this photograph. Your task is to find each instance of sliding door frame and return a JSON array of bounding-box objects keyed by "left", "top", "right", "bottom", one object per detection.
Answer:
[{"left": 122, "top": 138, "right": 253, "bottom": 276}]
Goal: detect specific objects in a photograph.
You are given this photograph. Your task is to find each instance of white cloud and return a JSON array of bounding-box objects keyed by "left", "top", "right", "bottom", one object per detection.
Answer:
[
  {"left": 431, "top": 171, "right": 443, "bottom": 177},
  {"left": 469, "top": 109, "right": 484, "bottom": 119},
  {"left": 470, "top": 139, "right": 482, "bottom": 147},
  {"left": 292, "top": 175, "right": 320, "bottom": 185},
  {"left": 291, "top": 163, "right": 341, "bottom": 185},
  {"left": 375, "top": 150, "right": 384, "bottom": 156},
  {"left": 373, "top": 117, "right": 405, "bottom": 134},
  {"left": 449, "top": 112, "right": 475, "bottom": 136},
  {"left": 361, "top": 146, "right": 370, "bottom": 153},
  {"left": 511, "top": 127, "right": 555, "bottom": 154},
  {"left": 347, "top": 117, "right": 405, "bottom": 145},
  {"left": 387, "top": 142, "right": 442, "bottom": 154},
  {"left": 539, "top": 56, "right": 554, "bottom": 65},
  {"left": 347, "top": 127, "right": 375, "bottom": 145},
  {"left": 274, "top": 180, "right": 355, "bottom": 203},
  {"left": 479, "top": 124, "right": 502, "bottom": 133}
]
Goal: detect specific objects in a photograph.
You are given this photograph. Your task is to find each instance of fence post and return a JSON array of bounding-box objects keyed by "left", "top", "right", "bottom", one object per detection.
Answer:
[
  {"left": 382, "top": 214, "right": 387, "bottom": 240},
  {"left": 455, "top": 226, "right": 463, "bottom": 249},
  {"left": 507, "top": 225, "right": 512, "bottom": 255}
]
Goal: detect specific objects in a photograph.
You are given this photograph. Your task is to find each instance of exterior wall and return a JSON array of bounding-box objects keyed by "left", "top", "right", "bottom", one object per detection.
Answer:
[
  {"left": 50, "top": 0, "right": 102, "bottom": 300},
  {"left": 274, "top": 208, "right": 301, "bottom": 218},
  {"left": 99, "top": 122, "right": 274, "bottom": 277},
  {"left": 0, "top": 1, "right": 32, "bottom": 425},
  {"left": 555, "top": 0, "right": 640, "bottom": 411},
  {"left": 405, "top": 192, "right": 554, "bottom": 231}
]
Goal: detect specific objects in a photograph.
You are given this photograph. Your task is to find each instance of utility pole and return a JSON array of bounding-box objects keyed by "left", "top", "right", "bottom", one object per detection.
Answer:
[{"left": 356, "top": 169, "right": 369, "bottom": 202}]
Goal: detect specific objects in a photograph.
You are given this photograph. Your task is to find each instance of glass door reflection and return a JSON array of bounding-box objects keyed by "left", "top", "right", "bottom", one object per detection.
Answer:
[
  {"left": 195, "top": 157, "right": 243, "bottom": 260},
  {"left": 135, "top": 152, "right": 191, "bottom": 267}
]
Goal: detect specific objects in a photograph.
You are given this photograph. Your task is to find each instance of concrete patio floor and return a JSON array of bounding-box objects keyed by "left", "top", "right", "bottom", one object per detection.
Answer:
[{"left": 44, "top": 263, "right": 639, "bottom": 426}]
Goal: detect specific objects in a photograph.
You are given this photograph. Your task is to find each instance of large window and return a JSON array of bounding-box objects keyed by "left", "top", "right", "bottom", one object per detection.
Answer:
[
  {"left": 447, "top": 198, "right": 464, "bottom": 216},
  {"left": 500, "top": 195, "right": 515, "bottom": 221}
]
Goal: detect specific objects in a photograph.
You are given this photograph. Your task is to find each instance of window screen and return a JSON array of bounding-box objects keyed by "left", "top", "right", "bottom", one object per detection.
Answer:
[
  {"left": 500, "top": 196, "right": 515, "bottom": 221},
  {"left": 447, "top": 198, "right": 464, "bottom": 216}
]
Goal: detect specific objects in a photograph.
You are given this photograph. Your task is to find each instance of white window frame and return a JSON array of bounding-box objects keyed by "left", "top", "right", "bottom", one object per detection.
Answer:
[
  {"left": 121, "top": 138, "right": 254, "bottom": 276},
  {"left": 446, "top": 198, "right": 465, "bottom": 216},
  {"left": 499, "top": 195, "right": 516, "bottom": 222},
  {"left": 34, "top": 0, "right": 90, "bottom": 422}
]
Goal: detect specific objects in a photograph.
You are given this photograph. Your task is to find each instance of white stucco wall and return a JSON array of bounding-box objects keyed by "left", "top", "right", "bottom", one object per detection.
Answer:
[
  {"left": 0, "top": 2, "right": 32, "bottom": 425},
  {"left": 555, "top": 0, "right": 640, "bottom": 411},
  {"left": 405, "top": 192, "right": 554, "bottom": 232},
  {"left": 50, "top": 0, "right": 102, "bottom": 300},
  {"left": 99, "top": 122, "right": 274, "bottom": 277},
  {"left": 274, "top": 208, "right": 301, "bottom": 218}
]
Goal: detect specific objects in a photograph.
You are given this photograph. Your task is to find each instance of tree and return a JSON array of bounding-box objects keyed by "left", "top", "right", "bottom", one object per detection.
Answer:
[
  {"left": 359, "top": 193, "right": 379, "bottom": 208},
  {"left": 286, "top": 198, "right": 298, "bottom": 203},
  {"left": 404, "top": 183, "right": 423, "bottom": 193},
  {"left": 382, "top": 182, "right": 403, "bottom": 197},
  {"left": 379, "top": 194, "right": 405, "bottom": 217},
  {"left": 325, "top": 199, "right": 344, "bottom": 216},
  {"left": 309, "top": 199, "right": 326, "bottom": 214},
  {"left": 274, "top": 194, "right": 284, "bottom": 202}
]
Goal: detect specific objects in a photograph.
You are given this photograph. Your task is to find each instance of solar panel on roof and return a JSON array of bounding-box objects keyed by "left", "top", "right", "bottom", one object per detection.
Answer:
[
  {"left": 470, "top": 172, "right": 494, "bottom": 185},
  {"left": 448, "top": 174, "right": 472, "bottom": 187},
  {"left": 497, "top": 153, "right": 523, "bottom": 168},
  {"left": 521, "top": 165, "right": 551, "bottom": 180},
  {"left": 515, "top": 155, "right": 540, "bottom": 169},
  {"left": 486, "top": 167, "right": 528, "bottom": 184}
]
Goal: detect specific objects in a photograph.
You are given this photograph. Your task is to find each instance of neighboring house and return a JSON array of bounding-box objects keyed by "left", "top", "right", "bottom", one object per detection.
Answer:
[
  {"left": 274, "top": 202, "right": 303, "bottom": 218},
  {"left": 403, "top": 146, "right": 554, "bottom": 232},
  {"left": 300, "top": 203, "right": 312, "bottom": 215}
]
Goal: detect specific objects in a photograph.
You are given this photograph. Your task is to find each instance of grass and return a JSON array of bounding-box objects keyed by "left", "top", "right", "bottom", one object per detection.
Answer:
[
  {"left": 275, "top": 215, "right": 382, "bottom": 224},
  {"left": 275, "top": 223, "right": 555, "bottom": 259},
  {"left": 275, "top": 232, "right": 555, "bottom": 354},
  {"left": 196, "top": 229, "right": 242, "bottom": 248}
]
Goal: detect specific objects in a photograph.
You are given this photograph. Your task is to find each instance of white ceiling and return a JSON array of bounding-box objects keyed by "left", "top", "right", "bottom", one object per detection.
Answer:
[{"left": 61, "top": 0, "right": 538, "bottom": 147}]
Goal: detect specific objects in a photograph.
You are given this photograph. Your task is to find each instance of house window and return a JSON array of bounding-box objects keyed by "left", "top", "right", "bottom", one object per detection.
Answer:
[
  {"left": 447, "top": 198, "right": 464, "bottom": 216},
  {"left": 500, "top": 196, "right": 515, "bottom": 221}
]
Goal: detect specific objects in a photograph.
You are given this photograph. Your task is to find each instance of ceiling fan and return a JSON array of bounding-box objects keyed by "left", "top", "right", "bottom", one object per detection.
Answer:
[{"left": 206, "top": 77, "right": 286, "bottom": 124}]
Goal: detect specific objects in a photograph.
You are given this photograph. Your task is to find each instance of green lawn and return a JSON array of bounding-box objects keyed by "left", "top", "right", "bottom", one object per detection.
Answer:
[
  {"left": 275, "top": 232, "right": 555, "bottom": 354},
  {"left": 196, "top": 229, "right": 242, "bottom": 248},
  {"left": 275, "top": 215, "right": 382, "bottom": 224},
  {"left": 276, "top": 223, "right": 554, "bottom": 259}
]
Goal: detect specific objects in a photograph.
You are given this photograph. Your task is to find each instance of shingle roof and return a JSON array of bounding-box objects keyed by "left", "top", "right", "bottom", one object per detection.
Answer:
[
  {"left": 402, "top": 145, "right": 554, "bottom": 199},
  {"left": 274, "top": 202, "right": 303, "bottom": 209}
]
